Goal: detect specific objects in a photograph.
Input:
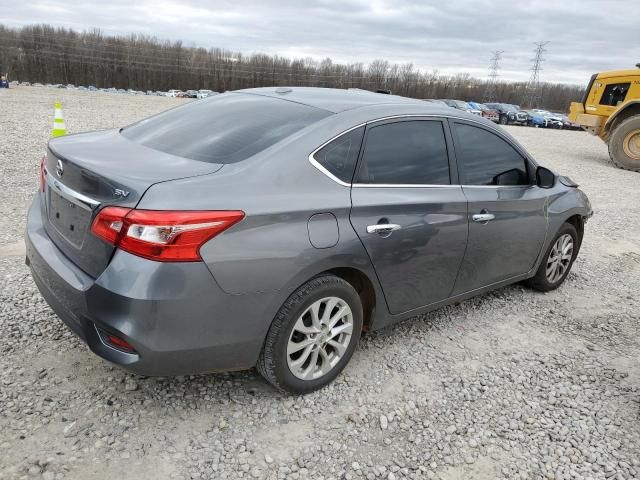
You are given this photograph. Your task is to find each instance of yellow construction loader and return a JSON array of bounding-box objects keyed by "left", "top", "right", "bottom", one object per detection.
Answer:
[{"left": 569, "top": 64, "right": 640, "bottom": 171}]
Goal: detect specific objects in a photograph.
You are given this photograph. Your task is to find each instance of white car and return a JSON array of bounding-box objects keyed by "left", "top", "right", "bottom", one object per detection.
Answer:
[
  {"left": 467, "top": 106, "right": 483, "bottom": 116},
  {"left": 166, "top": 90, "right": 183, "bottom": 98},
  {"left": 196, "top": 89, "right": 217, "bottom": 99}
]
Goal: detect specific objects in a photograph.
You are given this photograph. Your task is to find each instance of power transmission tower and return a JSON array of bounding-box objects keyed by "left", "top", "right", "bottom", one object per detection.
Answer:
[
  {"left": 482, "top": 50, "right": 503, "bottom": 103},
  {"left": 522, "top": 41, "right": 549, "bottom": 108}
]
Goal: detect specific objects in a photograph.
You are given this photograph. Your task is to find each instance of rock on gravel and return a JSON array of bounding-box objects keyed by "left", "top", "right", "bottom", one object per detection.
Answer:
[{"left": 1, "top": 87, "right": 639, "bottom": 480}]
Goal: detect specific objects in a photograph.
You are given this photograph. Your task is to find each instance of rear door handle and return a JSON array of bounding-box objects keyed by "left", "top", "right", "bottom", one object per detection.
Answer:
[
  {"left": 366, "top": 223, "right": 402, "bottom": 235},
  {"left": 472, "top": 212, "right": 495, "bottom": 223}
]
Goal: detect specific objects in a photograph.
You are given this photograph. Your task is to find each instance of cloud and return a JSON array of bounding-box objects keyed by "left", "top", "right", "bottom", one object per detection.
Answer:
[{"left": 1, "top": 0, "right": 638, "bottom": 84}]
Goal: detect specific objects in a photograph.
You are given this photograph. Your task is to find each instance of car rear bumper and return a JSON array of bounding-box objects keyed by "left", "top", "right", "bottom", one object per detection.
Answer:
[{"left": 25, "top": 195, "right": 269, "bottom": 376}]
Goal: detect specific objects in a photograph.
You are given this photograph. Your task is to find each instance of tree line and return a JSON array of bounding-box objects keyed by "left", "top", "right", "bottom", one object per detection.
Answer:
[{"left": 0, "top": 24, "right": 583, "bottom": 111}]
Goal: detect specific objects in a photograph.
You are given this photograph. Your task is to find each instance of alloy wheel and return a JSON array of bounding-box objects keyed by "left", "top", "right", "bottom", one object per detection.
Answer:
[
  {"left": 622, "top": 128, "right": 640, "bottom": 160},
  {"left": 546, "top": 234, "right": 574, "bottom": 284},
  {"left": 287, "top": 297, "right": 354, "bottom": 380}
]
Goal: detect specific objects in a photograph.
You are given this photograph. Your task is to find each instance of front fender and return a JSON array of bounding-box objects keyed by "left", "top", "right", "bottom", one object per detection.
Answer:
[
  {"left": 603, "top": 100, "right": 640, "bottom": 135},
  {"left": 532, "top": 187, "right": 592, "bottom": 273},
  {"left": 548, "top": 187, "right": 592, "bottom": 221}
]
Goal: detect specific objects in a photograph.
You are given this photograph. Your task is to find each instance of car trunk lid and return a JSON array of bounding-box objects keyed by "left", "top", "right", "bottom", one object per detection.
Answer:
[{"left": 42, "top": 129, "right": 222, "bottom": 278}]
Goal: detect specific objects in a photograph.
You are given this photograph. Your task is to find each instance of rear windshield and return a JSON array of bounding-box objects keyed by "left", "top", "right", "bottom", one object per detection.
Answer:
[{"left": 122, "top": 93, "right": 331, "bottom": 164}]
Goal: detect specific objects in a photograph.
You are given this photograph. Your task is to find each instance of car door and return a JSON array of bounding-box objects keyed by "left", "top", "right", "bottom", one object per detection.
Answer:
[
  {"left": 349, "top": 118, "right": 468, "bottom": 315},
  {"left": 450, "top": 120, "right": 548, "bottom": 294}
]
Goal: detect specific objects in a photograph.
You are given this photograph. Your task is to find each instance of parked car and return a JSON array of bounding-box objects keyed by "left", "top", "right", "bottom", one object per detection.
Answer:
[
  {"left": 525, "top": 110, "right": 547, "bottom": 127},
  {"left": 422, "top": 99, "right": 448, "bottom": 106},
  {"left": 468, "top": 101, "right": 500, "bottom": 123},
  {"left": 26, "top": 87, "right": 592, "bottom": 394},
  {"left": 166, "top": 89, "right": 183, "bottom": 97},
  {"left": 442, "top": 99, "right": 481, "bottom": 116},
  {"left": 466, "top": 104, "right": 483, "bottom": 116},
  {"left": 530, "top": 109, "right": 564, "bottom": 129},
  {"left": 485, "top": 103, "right": 529, "bottom": 125},
  {"left": 557, "top": 113, "right": 582, "bottom": 131},
  {"left": 442, "top": 99, "right": 467, "bottom": 110},
  {"left": 0, "top": 77, "right": 8, "bottom": 88},
  {"left": 196, "top": 89, "right": 217, "bottom": 99}
]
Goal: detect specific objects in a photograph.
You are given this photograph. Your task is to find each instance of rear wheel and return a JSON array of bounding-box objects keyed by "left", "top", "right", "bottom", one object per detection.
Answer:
[
  {"left": 257, "top": 275, "right": 363, "bottom": 394},
  {"left": 524, "top": 223, "right": 578, "bottom": 292},
  {"left": 608, "top": 115, "right": 640, "bottom": 172}
]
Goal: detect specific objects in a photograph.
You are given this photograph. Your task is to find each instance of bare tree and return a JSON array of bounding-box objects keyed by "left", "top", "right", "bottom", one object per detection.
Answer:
[{"left": 0, "top": 24, "right": 583, "bottom": 111}]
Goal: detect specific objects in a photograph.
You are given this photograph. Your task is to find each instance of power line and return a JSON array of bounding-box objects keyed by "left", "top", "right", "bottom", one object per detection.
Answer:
[
  {"left": 0, "top": 30, "right": 466, "bottom": 67},
  {"left": 0, "top": 42, "right": 498, "bottom": 87},
  {"left": 522, "top": 41, "right": 549, "bottom": 109},
  {"left": 0, "top": 46, "right": 374, "bottom": 80},
  {"left": 482, "top": 50, "right": 503, "bottom": 103}
]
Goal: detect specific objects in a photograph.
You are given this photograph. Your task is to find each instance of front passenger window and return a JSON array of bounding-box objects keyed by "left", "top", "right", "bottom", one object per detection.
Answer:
[{"left": 454, "top": 123, "right": 529, "bottom": 186}]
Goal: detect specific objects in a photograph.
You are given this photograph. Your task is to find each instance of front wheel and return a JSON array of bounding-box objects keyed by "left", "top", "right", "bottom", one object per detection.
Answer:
[
  {"left": 524, "top": 223, "right": 579, "bottom": 292},
  {"left": 257, "top": 275, "right": 363, "bottom": 394},
  {"left": 608, "top": 115, "right": 640, "bottom": 172}
]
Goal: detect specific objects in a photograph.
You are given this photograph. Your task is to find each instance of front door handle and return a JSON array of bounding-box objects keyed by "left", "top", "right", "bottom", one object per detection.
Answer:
[
  {"left": 366, "top": 223, "right": 402, "bottom": 235},
  {"left": 472, "top": 211, "right": 495, "bottom": 224}
]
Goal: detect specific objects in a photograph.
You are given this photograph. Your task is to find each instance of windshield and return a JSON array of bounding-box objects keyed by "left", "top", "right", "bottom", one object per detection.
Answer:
[{"left": 123, "top": 93, "right": 331, "bottom": 164}]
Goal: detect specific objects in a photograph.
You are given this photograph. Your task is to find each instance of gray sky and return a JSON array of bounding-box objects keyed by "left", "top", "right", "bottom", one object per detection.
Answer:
[{"left": 2, "top": 0, "right": 638, "bottom": 85}]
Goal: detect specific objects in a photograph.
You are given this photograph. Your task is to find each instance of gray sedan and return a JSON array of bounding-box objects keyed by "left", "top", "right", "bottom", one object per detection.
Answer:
[{"left": 25, "top": 87, "right": 592, "bottom": 394}]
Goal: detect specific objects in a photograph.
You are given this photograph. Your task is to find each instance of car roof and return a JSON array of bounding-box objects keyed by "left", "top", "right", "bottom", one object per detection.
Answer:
[{"left": 234, "top": 86, "right": 433, "bottom": 114}]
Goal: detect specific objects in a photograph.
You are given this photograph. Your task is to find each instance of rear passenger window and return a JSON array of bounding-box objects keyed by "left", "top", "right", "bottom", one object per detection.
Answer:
[
  {"left": 313, "top": 127, "right": 364, "bottom": 183},
  {"left": 356, "top": 121, "right": 450, "bottom": 185},
  {"left": 454, "top": 123, "right": 529, "bottom": 186}
]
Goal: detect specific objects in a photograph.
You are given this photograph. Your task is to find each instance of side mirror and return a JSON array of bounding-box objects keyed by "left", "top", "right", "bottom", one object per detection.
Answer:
[{"left": 536, "top": 166, "right": 556, "bottom": 188}]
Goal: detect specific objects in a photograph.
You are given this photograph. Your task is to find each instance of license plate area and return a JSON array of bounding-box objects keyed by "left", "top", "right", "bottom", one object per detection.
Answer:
[{"left": 48, "top": 188, "right": 91, "bottom": 247}]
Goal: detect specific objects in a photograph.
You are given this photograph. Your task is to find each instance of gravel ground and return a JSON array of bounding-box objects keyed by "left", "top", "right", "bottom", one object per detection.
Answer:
[{"left": 1, "top": 87, "right": 639, "bottom": 480}]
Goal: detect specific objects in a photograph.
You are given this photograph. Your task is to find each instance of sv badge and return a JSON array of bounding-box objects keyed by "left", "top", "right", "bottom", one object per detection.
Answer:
[{"left": 114, "top": 188, "right": 130, "bottom": 198}]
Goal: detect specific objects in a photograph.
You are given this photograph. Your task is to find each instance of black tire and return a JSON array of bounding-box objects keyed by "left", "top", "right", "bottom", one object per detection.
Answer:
[
  {"left": 257, "top": 275, "right": 363, "bottom": 395},
  {"left": 499, "top": 115, "right": 508, "bottom": 125},
  {"left": 524, "top": 223, "right": 579, "bottom": 292},
  {"left": 608, "top": 115, "right": 640, "bottom": 172}
]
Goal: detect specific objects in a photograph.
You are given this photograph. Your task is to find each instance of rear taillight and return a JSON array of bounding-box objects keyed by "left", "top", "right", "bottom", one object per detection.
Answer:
[
  {"left": 90, "top": 208, "right": 244, "bottom": 262},
  {"left": 97, "top": 328, "right": 137, "bottom": 354},
  {"left": 39, "top": 156, "right": 46, "bottom": 192}
]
